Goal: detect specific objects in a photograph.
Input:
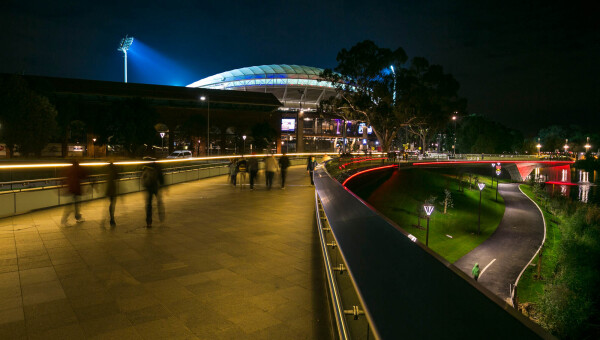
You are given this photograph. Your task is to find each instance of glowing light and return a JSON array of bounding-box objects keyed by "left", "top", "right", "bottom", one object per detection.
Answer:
[
  {"left": 423, "top": 204, "right": 434, "bottom": 216},
  {"left": 496, "top": 169, "right": 501, "bottom": 176},
  {"left": 478, "top": 183, "right": 486, "bottom": 191}
]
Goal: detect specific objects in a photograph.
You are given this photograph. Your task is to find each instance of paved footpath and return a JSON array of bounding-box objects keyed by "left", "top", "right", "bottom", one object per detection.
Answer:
[
  {"left": 0, "top": 166, "right": 333, "bottom": 339},
  {"left": 454, "top": 183, "right": 545, "bottom": 302}
]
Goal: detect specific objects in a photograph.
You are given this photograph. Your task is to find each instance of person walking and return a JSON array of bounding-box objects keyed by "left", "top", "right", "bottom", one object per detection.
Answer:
[
  {"left": 61, "top": 160, "right": 88, "bottom": 224},
  {"left": 106, "top": 162, "right": 118, "bottom": 227},
  {"left": 279, "top": 152, "right": 290, "bottom": 189},
  {"left": 141, "top": 158, "right": 164, "bottom": 228},
  {"left": 247, "top": 155, "right": 259, "bottom": 190},
  {"left": 306, "top": 155, "right": 317, "bottom": 185},
  {"left": 264, "top": 154, "right": 278, "bottom": 190},
  {"left": 236, "top": 157, "right": 248, "bottom": 188},
  {"left": 472, "top": 263, "right": 480, "bottom": 281},
  {"left": 229, "top": 159, "right": 237, "bottom": 186}
]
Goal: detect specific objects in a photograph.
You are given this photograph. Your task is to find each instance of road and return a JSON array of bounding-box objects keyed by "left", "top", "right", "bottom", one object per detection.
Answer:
[{"left": 454, "top": 183, "right": 545, "bottom": 302}]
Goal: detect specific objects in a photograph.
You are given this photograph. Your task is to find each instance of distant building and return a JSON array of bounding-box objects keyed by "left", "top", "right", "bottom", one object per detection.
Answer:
[{"left": 188, "top": 64, "right": 379, "bottom": 153}]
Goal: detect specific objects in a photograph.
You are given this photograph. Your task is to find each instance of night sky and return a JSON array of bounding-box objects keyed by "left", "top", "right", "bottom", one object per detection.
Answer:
[{"left": 1, "top": 0, "right": 598, "bottom": 135}]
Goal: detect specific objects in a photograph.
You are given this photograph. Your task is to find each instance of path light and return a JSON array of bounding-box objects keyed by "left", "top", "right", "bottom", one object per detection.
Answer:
[
  {"left": 495, "top": 169, "right": 501, "bottom": 201},
  {"left": 564, "top": 139, "right": 569, "bottom": 154},
  {"left": 424, "top": 204, "right": 434, "bottom": 247},
  {"left": 242, "top": 135, "right": 247, "bottom": 155},
  {"left": 159, "top": 132, "right": 165, "bottom": 155},
  {"left": 200, "top": 96, "right": 210, "bottom": 155},
  {"left": 477, "top": 183, "right": 485, "bottom": 235},
  {"left": 537, "top": 138, "right": 542, "bottom": 156}
]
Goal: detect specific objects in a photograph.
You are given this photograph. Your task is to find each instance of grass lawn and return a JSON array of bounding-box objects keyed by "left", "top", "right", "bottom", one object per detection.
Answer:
[
  {"left": 515, "top": 184, "right": 562, "bottom": 304},
  {"left": 352, "top": 168, "right": 505, "bottom": 263}
]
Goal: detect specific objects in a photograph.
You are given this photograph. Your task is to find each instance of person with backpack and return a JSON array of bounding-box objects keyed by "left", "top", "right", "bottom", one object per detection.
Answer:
[
  {"left": 279, "top": 153, "right": 290, "bottom": 189},
  {"left": 472, "top": 263, "right": 480, "bottom": 281},
  {"left": 141, "top": 158, "right": 164, "bottom": 228}
]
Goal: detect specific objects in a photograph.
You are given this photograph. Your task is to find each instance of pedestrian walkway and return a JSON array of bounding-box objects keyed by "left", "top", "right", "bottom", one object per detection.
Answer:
[
  {"left": 0, "top": 166, "right": 332, "bottom": 339},
  {"left": 454, "top": 183, "right": 545, "bottom": 301}
]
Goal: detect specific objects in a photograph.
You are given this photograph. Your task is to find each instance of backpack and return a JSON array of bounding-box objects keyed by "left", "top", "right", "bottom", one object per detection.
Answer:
[{"left": 142, "top": 166, "right": 157, "bottom": 188}]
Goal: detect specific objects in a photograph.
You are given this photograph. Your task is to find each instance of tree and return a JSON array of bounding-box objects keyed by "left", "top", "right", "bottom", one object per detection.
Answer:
[
  {"left": 103, "top": 98, "right": 159, "bottom": 157},
  {"left": 251, "top": 121, "right": 278, "bottom": 152},
  {"left": 320, "top": 40, "right": 408, "bottom": 152},
  {"left": 400, "top": 58, "right": 466, "bottom": 153},
  {"left": 0, "top": 75, "right": 58, "bottom": 158},
  {"left": 443, "top": 189, "right": 454, "bottom": 214}
]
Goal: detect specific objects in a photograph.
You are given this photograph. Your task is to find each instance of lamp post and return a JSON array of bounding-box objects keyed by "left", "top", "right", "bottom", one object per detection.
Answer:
[
  {"left": 452, "top": 114, "right": 457, "bottom": 156},
  {"left": 584, "top": 137, "right": 591, "bottom": 154},
  {"left": 424, "top": 204, "right": 434, "bottom": 247},
  {"left": 563, "top": 139, "right": 569, "bottom": 155},
  {"left": 159, "top": 132, "right": 165, "bottom": 156},
  {"left": 536, "top": 138, "right": 542, "bottom": 157},
  {"left": 491, "top": 163, "right": 496, "bottom": 188},
  {"left": 242, "top": 135, "right": 246, "bottom": 155},
  {"left": 390, "top": 65, "right": 396, "bottom": 105},
  {"left": 117, "top": 35, "right": 134, "bottom": 83},
  {"left": 92, "top": 138, "right": 97, "bottom": 159},
  {"left": 200, "top": 96, "right": 210, "bottom": 155},
  {"left": 495, "top": 169, "right": 501, "bottom": 202},
  {"left": 477, "top": 182, "right": 485, "bottom": 235}
]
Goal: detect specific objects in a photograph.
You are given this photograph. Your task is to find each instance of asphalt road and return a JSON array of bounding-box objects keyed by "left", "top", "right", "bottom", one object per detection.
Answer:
[{"left": 454, "top": 183, "right": 545, "bottom": 301}]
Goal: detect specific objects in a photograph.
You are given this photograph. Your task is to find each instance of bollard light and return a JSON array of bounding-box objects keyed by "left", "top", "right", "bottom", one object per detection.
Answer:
[{"left": 477, "top": 182, "right": 485, "bottom": 235}]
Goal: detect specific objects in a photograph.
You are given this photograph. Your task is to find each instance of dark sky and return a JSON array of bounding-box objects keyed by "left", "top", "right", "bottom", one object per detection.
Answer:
[{"left": 1, "top": 0, "right": 598, "bottom": 135}]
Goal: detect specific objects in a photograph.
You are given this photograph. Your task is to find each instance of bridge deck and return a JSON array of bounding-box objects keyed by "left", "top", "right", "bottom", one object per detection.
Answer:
[{"left": 0, "top": 166, "right": 332, "bottom": 339}]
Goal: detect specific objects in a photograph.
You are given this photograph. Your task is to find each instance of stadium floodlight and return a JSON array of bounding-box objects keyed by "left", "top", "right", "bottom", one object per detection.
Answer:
[{"left": 118, "top": 35, "right": 134, "bottom": 83}]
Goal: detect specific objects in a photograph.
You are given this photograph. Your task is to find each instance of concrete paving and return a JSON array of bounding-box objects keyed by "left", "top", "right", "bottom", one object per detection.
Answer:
[
  {"left": 454, "top": 183, "right": 545, "bottom": 301},
  {"left": 0, "top": 166, "right": 333, "bottom": 339}
]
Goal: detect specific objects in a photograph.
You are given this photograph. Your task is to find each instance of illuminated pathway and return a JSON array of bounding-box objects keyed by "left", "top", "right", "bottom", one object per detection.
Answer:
[
  {"left": 0, "top": 166, "right": 332, "bottom": 339},
  {"left": 453, "top": 183, "right": 545, "bottom": 302}
]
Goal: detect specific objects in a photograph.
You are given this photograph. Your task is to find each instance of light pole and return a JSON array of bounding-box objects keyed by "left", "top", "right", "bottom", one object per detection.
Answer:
[
  {"left": 491, "top": 163, "right": 496, "bottom": 188},
  {"left": 424, "top": 204, "right": 434, "bottom": 247},
  {"left": 452, "top": 114, "right": 457, "bottom": 156},
  {"left": 201, "top": 96, "right": 210, "bottom": 155},
  {"left": 584, "top": 137, "right": 591, "bottom": 154},
  {"left": 477, "top": 182, "right": 485, "bottom": 235},
  {"left": 159, "top": 132, "right": 165, "bottom": 156},
  {"left": 495, "top": 169, "right": 501, "bottom": 202},
  {"left": 117, "top": 35, "right": 134, "bottom": 83},
  {"left": 536, "top": 138, "right": 542, "bottom": 157},
  {"left": 563, "top": 139, "right": 569, "bottom": 155},
  {"left": 390, "top": 65, "right": 396, "bottom": 105},
  {"left": 92, "top": 138, "right": 97, "bottom": 159},
  {"left": 242, "top": 135, "right": 246, "bottom": 155}
]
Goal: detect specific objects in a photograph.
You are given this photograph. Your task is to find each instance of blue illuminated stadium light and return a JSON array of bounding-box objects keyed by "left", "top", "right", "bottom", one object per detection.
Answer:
[{"left": 118, "top": 35, "right": 134, "bottom": 53}]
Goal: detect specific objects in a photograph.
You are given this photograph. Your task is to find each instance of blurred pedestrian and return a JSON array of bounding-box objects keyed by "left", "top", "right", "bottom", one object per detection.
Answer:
[
  {"left": 141, "top": 158, "right": 164, "bottom": 228},
  {"left": 229, "top": 159, "right": 237, "bottom": 186},
  {"left": 307, "top": 155, "right": 317, "bottom": 185},
  {"left": 279, "top": 153, "right": 290, "bottom": 189},
  {"left": 106, "top": 162, "right": 118, "bottom": 227},
  {"left": 61, "top": 160, "right": 88, "bottom": 224},
  {"left": 236, "top": 157, "right": 248, "bottom": 187},
  {"left": 247, "top": 155, "right": 259, "bottom": 190},
  {"left": 472, "top": 263, "right": 480, "bottom": 281},
  {"left": 265, "top": 154, "right": 278, "bottom": 189}
]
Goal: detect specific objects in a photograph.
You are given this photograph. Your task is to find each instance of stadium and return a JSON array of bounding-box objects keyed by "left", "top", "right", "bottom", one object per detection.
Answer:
[{"left": 188, "top": 64, "right": 377, "bottom": 153}]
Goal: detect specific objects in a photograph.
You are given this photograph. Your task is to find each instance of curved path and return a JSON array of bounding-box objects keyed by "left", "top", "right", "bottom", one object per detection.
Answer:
[
  {"left": 454, "top": 183, "right": 545, "bottom": 301},
  {"left": 0, "top": 166, "right": 332, "bottom": 339}
]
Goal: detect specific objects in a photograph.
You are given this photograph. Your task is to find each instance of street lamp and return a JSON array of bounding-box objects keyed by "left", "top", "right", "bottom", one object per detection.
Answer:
[
  {"left": 117, "top": 35, "right": 134, "bottom": 83},
  {"left": 495, "top": 169, "right": 501, "bottom": 202},
  {"left": 563, "top": 139, "right": 569, "bottom": 155},
  {"left": 452, "top": 114, "right": 458, "bottom": 156},
  {"left": 536, "top": 138, "right": 542, "bottom": 157},
  {"left": 477, "top": 182, "right": 485, "bottom": 235},
  {"left": 242, "top": 135, "right": 246, "bottom": 155},
  {"left": 390, "top": 65, "right": 396, "bottom": 105},
  {"left": 423, "top": 204, "right": 434, "bottom": 247},
  {"left": 92, "top": 138, "right": 97, "bottom": 159},
  {"left": 584, "top": 137, "right": 591, "bottom": 154},
  {"left": 159, "top": 132, "right": 165, "bottom": 156},
  {"left": 201, "top": 96, "right": 210, "bottom": 155}
]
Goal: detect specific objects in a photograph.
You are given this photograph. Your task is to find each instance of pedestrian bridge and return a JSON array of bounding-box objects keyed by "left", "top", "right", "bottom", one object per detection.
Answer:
[{"left": 0, "top": 155, "right": 555, "bottom": 339}]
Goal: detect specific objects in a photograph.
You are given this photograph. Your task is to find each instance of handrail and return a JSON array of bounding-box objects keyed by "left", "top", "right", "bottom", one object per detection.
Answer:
[{"left": 313, "top": 164, "right": 553, "bottom": 339}]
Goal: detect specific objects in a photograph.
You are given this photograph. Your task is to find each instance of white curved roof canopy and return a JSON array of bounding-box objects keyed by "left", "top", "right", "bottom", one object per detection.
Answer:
[{"left": 187, "top": 64, "right": 339, "bottom": 109}]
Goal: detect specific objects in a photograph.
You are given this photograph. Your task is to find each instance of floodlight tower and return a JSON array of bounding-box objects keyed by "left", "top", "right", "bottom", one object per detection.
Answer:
[{"left": 118, "top": 35, "right": 134, "bottom": 83}]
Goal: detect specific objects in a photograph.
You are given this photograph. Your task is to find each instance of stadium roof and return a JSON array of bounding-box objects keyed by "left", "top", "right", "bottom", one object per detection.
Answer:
[{"left": 187, "top": 64, "right": 340, "bottom": 109}]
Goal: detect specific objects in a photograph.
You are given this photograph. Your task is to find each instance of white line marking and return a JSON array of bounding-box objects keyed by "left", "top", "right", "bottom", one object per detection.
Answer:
[{"left": 480, "top": 259, "right": 496, "bottom": 277}]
